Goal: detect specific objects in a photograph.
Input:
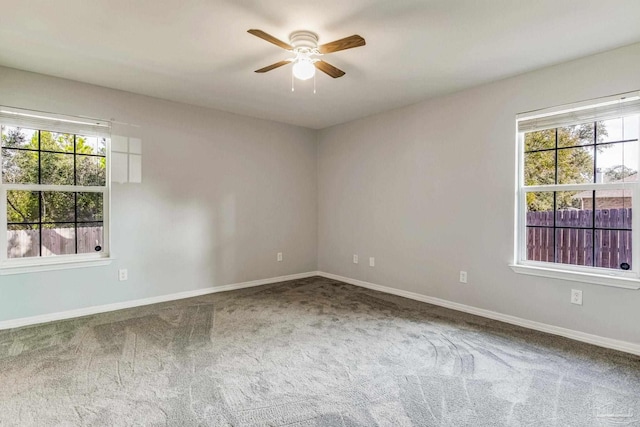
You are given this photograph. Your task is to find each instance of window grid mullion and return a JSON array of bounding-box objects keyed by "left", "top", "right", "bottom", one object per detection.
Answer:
[
  {"left": 8, "top": 221, "right": 104, "bottom": 225},
  {"left": 1, "top": 146, "right": 105, "bottom": 158},
  {"left": 3, "top": 184, "right": 106, "bottom": 192},
  {"left": 525, "top": 183, "right": 635, "bottom": 192},
  {"left": 74, "top": 135, "right": 78, "bottom": 255},
  {"left": 592, "top": 121, "right": 598, "bottom": 267},
  {"left": 524, "top": 137, "right": 639, "bottom": 154},
  {"left": 527, "top": 224, "right": 632, "bottom": 231},
  {"left": 553, "top": 128, "right": 557, "bottom": 263},
  {"left": 38, "top": 130, "right": 42, "bottom": 257}
]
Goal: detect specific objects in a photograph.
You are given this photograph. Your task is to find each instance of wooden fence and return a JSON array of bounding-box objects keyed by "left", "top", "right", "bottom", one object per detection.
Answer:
[
  {"left": 527, "top": 208, "right": 631, "bottom": 269},
  {"left": 7, "top": 226, "right": 103, "bottom": 258}
]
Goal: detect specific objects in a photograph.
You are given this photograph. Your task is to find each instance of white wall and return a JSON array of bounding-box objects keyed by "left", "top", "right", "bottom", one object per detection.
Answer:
[
  {"left": 318, "top": 42, "right": 640, "bottom": 344},
  {"left": 0, "top": 66, "right": 318, "bottom": 322}
]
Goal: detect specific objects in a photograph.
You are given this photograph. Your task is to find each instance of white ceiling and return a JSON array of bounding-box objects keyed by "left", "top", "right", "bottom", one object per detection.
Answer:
[{"left": 1, "top": 0, "right": 640, "bottom": 129}]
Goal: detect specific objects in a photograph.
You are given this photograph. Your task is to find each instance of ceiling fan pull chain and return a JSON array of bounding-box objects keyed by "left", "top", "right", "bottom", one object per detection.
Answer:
[
  {"left": 291, "top": 71, "right": 295, "bottom": 92},
  {"left": 314, "top": 72, "right": 317, "bottom": 94}
]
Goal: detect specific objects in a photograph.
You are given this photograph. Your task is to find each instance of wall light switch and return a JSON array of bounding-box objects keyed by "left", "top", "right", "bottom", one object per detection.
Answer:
[
  {"left": 353, "top": 254, "right": 359, "bottom": 264},
  {"left": 369, "top": 257, "right": 375, "bottom": 267},
  {"left": 277, "top": 252, "right": 283, "bottom": 262}
]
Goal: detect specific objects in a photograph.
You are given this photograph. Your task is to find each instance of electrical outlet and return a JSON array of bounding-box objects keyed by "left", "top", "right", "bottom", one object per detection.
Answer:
[
  {"left": 571, "top": 289, "right": 583, "bottom": 305},
  {"left": 118, "top": 269, "right": 128, "bottom": 281},
  {"left": 353, "top": 254, "right": 358, "bottom": 264},
  {"left": 459, "top": 271, "right": 467, "bottom": 283},
  {"left": 369, "top": 257, "right": 375, "bottom": 267},
  {"left": 277, "top": 252, "right": 283, "bottom": 262}
]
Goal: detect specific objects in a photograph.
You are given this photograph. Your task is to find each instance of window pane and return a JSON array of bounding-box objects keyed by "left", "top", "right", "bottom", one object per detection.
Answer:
[
  {"left": 41, "top": 191, "right": 74, "bottom": 223},
  {"left": 39, "top": 131, "right": 73, "bottom": 152},
  {"left": 623, "top": 116, "right": 639, "bottom": 141},
  {"left": 595, "top": 190, "right": 632, "bottom": 229},
  {"left": 7, "top": 224, "right": 39, "bottom": 258},
  {"left": 557, "top": 146, "right": 594, "bottom": 184},
  {"left": 77, "top": 136, "right": 106, "bottom": 156},
  {"left": 2, "top": 148, "right": 39, "bottom": 184},
  {"left": 595, "top": 230, "right": 632, "bottom": 270},
  {"left": 526, "top": 227, "right": 554, "bottom": 263},
  {"left": 40, "top": 152, "right": 74, "bottom": 185},
  {"left": 77, "top": 222, "right": 104, "bottom": 254},
  {"left": 1, "top": 126, "right": 37, "bottom": 149},
  {"left": 597, "top": 141, "right": 638, "bottom": 183},
  {"left": 596, "top": 117, "right": 640, "bottom": 143},
  {"left": 41, "top": 224, "right": 75, "bottom": 256},
  {"left": 597, "top": 118, "right": 623, "bottom": 143},
  {"left": 6, "top": 190, "right": 39, "bottom": 223},
  {"left": 524, "top": 151, "right": 555, "bottom": 186},
  {"left": 526, "top": 192, "right": 553, "bottom": 225},
  {"left": 77, "top": 192, "right": 103, "bottom": 222},
  {"left": 558, "top": 123, "right": 594, "bottom": 147},
  {"left": 555, "top": 228, "right": 593, "bottom": 267},
  {"left": 76, "top": 155, "right": 106, "bottom": 186},
  {"left": 524, "top": 129, "right": 555, "bottom": 152},
  {"left": 557, "top": 191, "right": 592, "bottom": 228}
]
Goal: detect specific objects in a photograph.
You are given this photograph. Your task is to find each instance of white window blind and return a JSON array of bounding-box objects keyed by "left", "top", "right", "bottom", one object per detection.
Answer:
[
  {"left": 517, "top": 91, "right": 640, "bottom": 133},
  {"left": 0, "top": 106, "right": 110, "bottom": 138}
]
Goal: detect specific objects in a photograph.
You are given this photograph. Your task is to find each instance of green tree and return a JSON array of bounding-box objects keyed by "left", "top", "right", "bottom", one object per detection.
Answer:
[
  {"left": 605, "top": 164, "right": 636, "bottom": 182},
  {"left": 525, "top": 123, "right": 607, "bottom": 211}
]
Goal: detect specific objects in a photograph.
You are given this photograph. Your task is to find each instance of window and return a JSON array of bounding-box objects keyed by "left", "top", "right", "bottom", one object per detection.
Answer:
[
  {"left": 0, "top": 107, "right": 110, "bottom": 273},
  {"left": 513, "top": 92, "right": 640, "bottom": 288}
]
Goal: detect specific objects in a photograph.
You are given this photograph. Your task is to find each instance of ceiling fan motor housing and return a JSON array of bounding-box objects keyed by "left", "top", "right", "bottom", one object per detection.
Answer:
[{"left": 289, "top": 31, "right": 319, "bottom": 51}]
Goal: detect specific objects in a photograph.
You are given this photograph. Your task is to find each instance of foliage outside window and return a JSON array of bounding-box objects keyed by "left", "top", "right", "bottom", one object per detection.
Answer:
[
  {"left": 1, "top": 116, "right": 109, "bottom": 266},
  {"left": 516, "top": 93, "right": 640, "bottom": 282}
]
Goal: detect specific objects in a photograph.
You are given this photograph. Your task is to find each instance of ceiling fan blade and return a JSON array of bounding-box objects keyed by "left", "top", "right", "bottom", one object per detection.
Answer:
[
  {"left": 314, "top": 61, "right": 346, "bottom": 78},
  {"left": 254, "top": 60, "right": 292, "bottom": 73},
  {"left": 318, "top": 35, "right": 365, "bottom": 54},
  {"left": 247, "top": 29, "right": 293, "bottom": 50}
]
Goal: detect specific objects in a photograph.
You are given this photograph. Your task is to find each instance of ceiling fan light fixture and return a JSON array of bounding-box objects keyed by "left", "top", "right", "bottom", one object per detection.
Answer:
[{"left": 292, "top": 58, "right": 315, "bottom": 80}]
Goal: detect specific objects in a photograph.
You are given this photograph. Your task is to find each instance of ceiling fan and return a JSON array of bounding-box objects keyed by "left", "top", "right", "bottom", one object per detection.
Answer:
[{"left": 248, "top": 29, "right": 365, "bottom": 81}]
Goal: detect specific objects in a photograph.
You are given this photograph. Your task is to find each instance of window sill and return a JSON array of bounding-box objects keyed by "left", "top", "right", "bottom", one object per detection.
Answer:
[
  {"left": 0, "top": 256, "right": 113, "bottom": 275},
  {"left": 510, "top": 264, "right": 640, "bottom": 290}
]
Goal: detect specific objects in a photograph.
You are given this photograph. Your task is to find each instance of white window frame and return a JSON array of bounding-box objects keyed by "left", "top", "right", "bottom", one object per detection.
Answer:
[
  {"left": 0, "top": 107, "right": 112, "bottom": 275},
  {"left": 511, "top": 92, "right": 640, "bottom": 290}
]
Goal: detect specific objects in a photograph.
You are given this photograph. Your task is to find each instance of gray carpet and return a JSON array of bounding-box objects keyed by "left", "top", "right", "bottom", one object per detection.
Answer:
[{"left": 1, "top": 276, "right": 639, "bottom": 426}]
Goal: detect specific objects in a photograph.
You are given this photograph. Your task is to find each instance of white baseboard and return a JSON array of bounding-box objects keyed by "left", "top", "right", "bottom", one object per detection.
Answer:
[
  {"left": 0, "top": 271, "right": 320, "bottom": 331},
  {"left": 317, "top": 271, "right": 640, "bottom": 357}
]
